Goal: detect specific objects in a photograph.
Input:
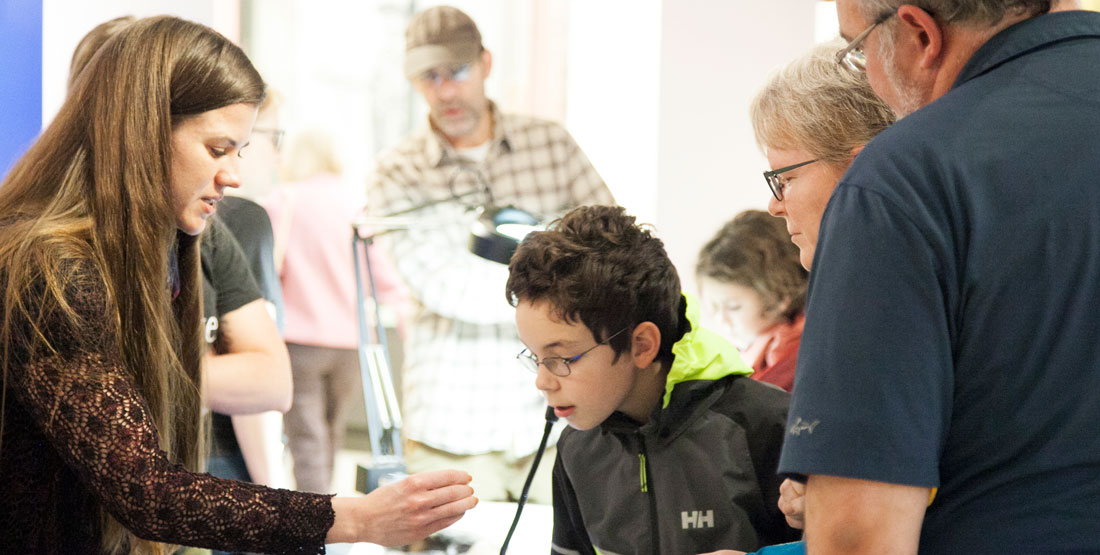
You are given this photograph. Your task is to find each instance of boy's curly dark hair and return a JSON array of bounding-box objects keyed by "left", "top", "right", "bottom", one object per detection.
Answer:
[{"left": 506, "top": 205, "right": 686, "bottom": 364}]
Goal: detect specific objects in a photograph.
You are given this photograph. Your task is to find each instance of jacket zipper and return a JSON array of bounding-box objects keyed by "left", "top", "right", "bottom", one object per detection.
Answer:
[{"left": 638, "top": 432, "right": 660, "bottom": 554}]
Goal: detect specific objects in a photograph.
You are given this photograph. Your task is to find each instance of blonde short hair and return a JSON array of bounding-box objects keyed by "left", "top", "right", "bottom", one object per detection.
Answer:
[
  {"left": 282, "top": 129, "right": 343, "bottom": 182},
  {"left": 750, "top": 40, "right": 895, "bottom": 165}
]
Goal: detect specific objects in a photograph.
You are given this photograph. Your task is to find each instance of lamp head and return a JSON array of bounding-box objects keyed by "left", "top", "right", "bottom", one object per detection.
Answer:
[{"left": 468, "top": 205, "right": 541, "bottom": 265}]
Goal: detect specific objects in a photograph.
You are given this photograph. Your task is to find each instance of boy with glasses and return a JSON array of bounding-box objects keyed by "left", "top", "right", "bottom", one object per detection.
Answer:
[{"left": 506, "top": 205, "right": 798, "bottom": 554}]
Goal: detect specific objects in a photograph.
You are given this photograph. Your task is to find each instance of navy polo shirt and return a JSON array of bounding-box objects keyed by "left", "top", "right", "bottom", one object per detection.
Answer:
[{"left": 779, "top": 11, "right": 1100, "bottom": 553}]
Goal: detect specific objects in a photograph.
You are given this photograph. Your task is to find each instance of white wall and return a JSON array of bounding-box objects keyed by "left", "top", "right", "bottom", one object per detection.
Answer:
[
  {"left": 40, "top": 0, "right": 237, "bottom": 126},
  {"left": 657, "top": 1, "right": 817, "bottom": 294},
  {"left": 565, "top": 0, "right": 818, "bottom": 295},
  {"left": 565, "top": 0, "right": 662, "bottom": 226},
  {"left": 816, "top": 1, "right": 841, "bottom": 42}
]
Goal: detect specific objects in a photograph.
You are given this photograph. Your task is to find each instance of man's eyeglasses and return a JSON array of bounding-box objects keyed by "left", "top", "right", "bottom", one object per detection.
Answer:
[
  {"left": 416, "top": 63, "right": 472, "bottom": 87},
  {"left": 253, "top": 127, "right": 285, "bottom": 150},
  {"left": 835, "top": 11, "right": 896, "bottom": 73},
  {"left": 763, "top": 159, "right": 818, "bottom": 201},
  {"left": 517, "top": 327, "right": 629, "bottom": 377}
]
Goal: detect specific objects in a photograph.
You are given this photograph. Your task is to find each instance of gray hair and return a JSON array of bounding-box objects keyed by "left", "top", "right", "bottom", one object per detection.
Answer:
[
  {"left": 857, "top": 0, "right": 1051, "bottom": 26},
  {"left": 750, "top": 40, "right": 895, "bottom": 165}
]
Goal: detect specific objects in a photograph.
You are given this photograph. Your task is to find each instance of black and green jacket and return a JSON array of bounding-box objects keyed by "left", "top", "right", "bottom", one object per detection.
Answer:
[{"left": 550, "top": 295, "right": 800, "bottom": 555}]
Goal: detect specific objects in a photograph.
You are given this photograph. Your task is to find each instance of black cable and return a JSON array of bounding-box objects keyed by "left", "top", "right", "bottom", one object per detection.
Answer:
[{"left": 500, "top": 406, "right": 558, "bottom": 555}]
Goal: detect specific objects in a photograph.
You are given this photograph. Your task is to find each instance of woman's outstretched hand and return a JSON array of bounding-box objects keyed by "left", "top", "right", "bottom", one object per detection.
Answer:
[{"left": 328, "top": 469, "right": 478, "bottom": 546}]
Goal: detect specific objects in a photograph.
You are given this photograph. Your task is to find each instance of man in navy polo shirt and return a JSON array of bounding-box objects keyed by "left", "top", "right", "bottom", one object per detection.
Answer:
[{"left": 778, "top": 1, "right": 1100, "bottom": 553}]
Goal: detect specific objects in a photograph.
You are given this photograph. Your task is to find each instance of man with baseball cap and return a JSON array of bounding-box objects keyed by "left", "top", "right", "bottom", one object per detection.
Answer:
[
  {"left": 368, "top": 5, "right": 613, "bottom": 505},
  {"left": 402, "top": 5, "right": 492, "bottom": 146}
]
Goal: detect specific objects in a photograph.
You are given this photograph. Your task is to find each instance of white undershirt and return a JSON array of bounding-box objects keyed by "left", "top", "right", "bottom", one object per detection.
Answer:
[{"left": 456, "top": 142, "right": 491, "bottom": 163}]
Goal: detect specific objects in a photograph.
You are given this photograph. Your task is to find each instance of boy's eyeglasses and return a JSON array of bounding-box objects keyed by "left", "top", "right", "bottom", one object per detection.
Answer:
[{"left": 517, "top": 327, "right": 630, "bottom": 377}]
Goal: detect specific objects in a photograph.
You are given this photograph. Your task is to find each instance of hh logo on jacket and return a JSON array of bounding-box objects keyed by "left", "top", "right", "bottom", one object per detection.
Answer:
[{"left": 681, "top": 510, "right": 714, "bottom": 529}]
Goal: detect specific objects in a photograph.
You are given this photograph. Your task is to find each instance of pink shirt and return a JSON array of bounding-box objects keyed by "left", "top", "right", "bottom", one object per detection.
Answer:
[{"left": 264, "top": 173, "right": 407, "bottom": 349}]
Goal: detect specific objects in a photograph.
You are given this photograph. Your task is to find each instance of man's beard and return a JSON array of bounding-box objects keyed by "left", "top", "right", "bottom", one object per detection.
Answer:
[
  {"left": 877, "top": 29, "right": 926, "bottom": 118},
  {"left": 883, "top": 54, "right": 925, "bottom": 118},
  {"left": 432, "top": 101, "right": 482, "bottom": 139}
]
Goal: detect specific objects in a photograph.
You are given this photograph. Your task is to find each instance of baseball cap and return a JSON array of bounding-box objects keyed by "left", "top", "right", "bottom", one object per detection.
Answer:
[{"left": 404, "top": 5, "right": 483, "bottom": 80}]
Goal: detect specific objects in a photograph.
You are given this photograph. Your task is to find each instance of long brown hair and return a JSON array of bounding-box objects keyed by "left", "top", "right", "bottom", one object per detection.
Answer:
[
  {"left": 0, "top": 16, "right": 264, "bottom": 554},
  {"left": 68, "top": 15, "right": 138, "bottom": 90}
]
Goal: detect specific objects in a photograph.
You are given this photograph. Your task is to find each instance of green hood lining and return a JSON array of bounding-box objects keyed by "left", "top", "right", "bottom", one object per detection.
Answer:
[{"left": 662, "top": 292, "right": 753, "bottom": 408}]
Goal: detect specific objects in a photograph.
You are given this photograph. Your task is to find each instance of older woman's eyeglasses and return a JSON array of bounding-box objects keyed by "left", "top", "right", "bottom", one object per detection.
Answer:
[
  {"left": 835, "top": 11, "right": 896, "bottom": 73},
  {"left": 517, "top": 327, "right": 629, "bottom": 377},
  {"left": 763, "top": 159, "right": 818, "bottom": 201}
]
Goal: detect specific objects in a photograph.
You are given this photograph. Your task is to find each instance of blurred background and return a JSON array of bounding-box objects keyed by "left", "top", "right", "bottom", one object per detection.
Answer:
[
  {"left": 5, "top": 0, "right": 1100, "bottom": 292},
  {"left": 7, "top": 0, "right": 858, "bottom": 295}
]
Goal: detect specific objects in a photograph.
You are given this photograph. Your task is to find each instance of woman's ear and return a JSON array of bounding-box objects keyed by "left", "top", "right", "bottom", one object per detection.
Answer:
[
  {"left": 629, "top": 321, "right": 662, "bottom": 369},
  {"left": 850, "top": 145, "right": 865, "bottom": 159}
]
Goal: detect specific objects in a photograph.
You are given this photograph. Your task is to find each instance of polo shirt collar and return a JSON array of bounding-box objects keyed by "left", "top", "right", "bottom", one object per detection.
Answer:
[
  {"left": 955, "top": 10, "right": 1100, "bottom": 88},
  {"left": 425, "top": 101, "right": 513, "bottom": 167}
]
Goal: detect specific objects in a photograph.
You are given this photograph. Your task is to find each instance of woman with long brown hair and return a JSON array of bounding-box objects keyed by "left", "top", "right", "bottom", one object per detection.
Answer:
[{"left": 0, "top": 16, "right": 474, "bottom": 554}]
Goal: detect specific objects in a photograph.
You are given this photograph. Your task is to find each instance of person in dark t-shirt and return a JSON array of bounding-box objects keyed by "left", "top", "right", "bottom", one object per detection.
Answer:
[{"left": 200, "top": 216, "right": 291, "bottom": 488}]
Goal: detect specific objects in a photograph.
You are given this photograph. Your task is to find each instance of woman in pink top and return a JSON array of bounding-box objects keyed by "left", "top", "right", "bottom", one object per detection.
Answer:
[
  {"left": 264, "top": 130, "right": 407, "bottom": 492},
  {"left": 696, "top": 210, "right": 807, "bottom": 392}
]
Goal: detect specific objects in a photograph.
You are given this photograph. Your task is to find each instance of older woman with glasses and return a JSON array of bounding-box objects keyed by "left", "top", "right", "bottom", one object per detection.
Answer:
[
  {"left": 745, "top": 40, "right": 895, "bottom": 542},
  {"left": 751, "top": 39, "right": 895, "bottom": 272}
]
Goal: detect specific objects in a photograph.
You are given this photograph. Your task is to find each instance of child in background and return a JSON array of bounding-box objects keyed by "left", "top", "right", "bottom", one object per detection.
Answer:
[
  {"left": 506, "top": 205, "right": 798, "bottom": 554},
  {"left": 696, "top": 210, "right": 807, "bottom": 392}
]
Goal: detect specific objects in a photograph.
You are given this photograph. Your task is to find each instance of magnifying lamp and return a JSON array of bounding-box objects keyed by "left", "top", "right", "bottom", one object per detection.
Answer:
[
  {"left": 468, "top": 205, "right": 543, "bottom": 265},
  {"left": 350, "top": 184, "right": 542, "bottom": 493}
]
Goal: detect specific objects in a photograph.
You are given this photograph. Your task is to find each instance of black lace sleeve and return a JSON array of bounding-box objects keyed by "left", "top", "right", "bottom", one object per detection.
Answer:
[{"left": 6, "top": 263, "right": 334, "bottom": 554}]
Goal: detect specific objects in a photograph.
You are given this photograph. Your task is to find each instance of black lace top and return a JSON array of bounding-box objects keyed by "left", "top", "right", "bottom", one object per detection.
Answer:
[{"left": 0, "top": 262, "right": 335, "bottom": 553}]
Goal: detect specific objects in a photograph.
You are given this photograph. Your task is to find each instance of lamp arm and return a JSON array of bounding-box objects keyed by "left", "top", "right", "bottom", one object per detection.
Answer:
[
  {"left": 360, "top": 163, "right": 492, "bottom": 222},
  {"left": 354, "top": 163, "right": 537, "bottom": 324},
  {"left": 374, "top": 185, "right": 485, "bottom": 219}
]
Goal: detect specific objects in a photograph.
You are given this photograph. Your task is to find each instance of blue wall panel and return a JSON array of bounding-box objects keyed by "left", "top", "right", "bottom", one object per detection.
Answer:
[{"left": 0, "top": 0, "right": 43, "bottom": 178}]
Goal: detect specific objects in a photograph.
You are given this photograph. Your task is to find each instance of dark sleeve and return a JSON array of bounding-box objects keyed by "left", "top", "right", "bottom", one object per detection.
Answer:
[
  {"left": 778, "top": 183, "right": 951, "bottom": 488},
  {"left": 734, "top": 378, "right": 802, "bottom": 545},
  {"left": 216, "top": 198, "right": 285, "bottom": 332},
  {"left": 551, "top": 449, "right": 597, "bottom": 555},
  {"left": 7, "top": 263, "right": 333, "bottom": 553},
  {"left": 205, "top": 216, "right": 263, "bottom": 316}
]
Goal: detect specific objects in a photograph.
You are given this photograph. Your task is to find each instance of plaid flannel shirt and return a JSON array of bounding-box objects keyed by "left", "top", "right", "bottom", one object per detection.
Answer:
[{"left": 368, "top": 104, "right": 613, "bottom": 456}]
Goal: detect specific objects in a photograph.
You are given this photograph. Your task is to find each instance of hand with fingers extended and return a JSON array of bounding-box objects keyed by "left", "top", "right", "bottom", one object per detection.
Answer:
[
  {"left": 778, "top": 478, "right": 806, "bottom": 530},
  {"left": 327, "top": 469, "right": 478, "bottom": 546}
]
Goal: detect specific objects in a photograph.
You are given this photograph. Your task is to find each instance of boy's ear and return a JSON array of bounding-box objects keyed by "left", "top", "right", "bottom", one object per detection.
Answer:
[{"left": 629, "top": 321, "right": 662, "bottom": 369}]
